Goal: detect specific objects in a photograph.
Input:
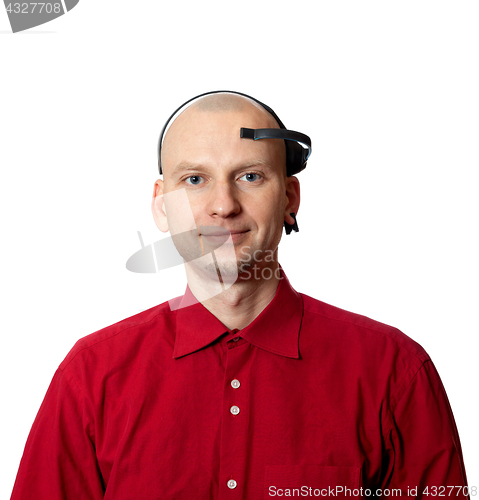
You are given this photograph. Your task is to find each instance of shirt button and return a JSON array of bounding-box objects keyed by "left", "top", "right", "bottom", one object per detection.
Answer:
[
  {"left": 232, "top": 336, "right": 240, "bottom": 342},
  {"left": 231, "top": 379, "right": 240, "bottom": 389},
  {"left": 230, "top": 405, "right": 240, "bottom": 415},
  {"left": 227, "top": 479, "right": 237, "bottom": 489}
]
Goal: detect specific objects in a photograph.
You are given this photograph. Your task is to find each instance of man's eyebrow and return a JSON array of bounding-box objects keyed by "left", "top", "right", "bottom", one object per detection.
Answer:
[
  {"left": 241, "top": 159, "right": 274, "bottom": 170},
  {"left": 171, "top": 162, "right": 200, "bottom": 175}
]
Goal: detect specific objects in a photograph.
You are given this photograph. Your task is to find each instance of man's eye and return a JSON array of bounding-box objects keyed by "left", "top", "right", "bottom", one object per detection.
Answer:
[
  {"left": 239, "top": 173, "right": 261, "bottom": 182},
  {"left": 185, "top": 175, "right": 203, "bottom": 185}
]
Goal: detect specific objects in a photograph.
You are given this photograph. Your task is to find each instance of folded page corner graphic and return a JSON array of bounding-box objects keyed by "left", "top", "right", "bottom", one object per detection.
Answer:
[
  {"left": 3, "top": 0, "right": 80, "bottom": 33},
  {"left": 125, "top": 246, "right": 157, "bottom": 274},
  {"left": 126, "top": 231, "right": 184, "bottom": 274}
]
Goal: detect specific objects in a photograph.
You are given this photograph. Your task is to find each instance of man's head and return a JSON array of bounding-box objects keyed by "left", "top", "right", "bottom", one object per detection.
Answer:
[{"left": 151, "top": 92, "right": 301, "bottom": 280}]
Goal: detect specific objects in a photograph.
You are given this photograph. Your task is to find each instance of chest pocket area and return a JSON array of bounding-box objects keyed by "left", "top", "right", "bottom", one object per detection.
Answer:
[{"left": 265, "top": 464, "right": 361, "bottom": 498}]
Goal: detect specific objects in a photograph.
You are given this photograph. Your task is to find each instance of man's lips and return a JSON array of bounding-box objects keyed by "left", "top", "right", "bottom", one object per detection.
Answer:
[
  {"left": 168, "top": 227, "right": 249, "bottom": 260},
  {"left": 199, "top": 227, "right": 250, "bottom": 237},
  {"left": 194, "top": 227, "right": 251, "bottom": 256},
  {"left": 202, "top": 231, "right": 250, "bottom": 236}
]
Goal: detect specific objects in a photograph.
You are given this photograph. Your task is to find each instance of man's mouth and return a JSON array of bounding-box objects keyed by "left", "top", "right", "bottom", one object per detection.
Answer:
[
  {"left": 199, "top": 227, "right": 249, "bottom": 237},
  {"left": 198, "top": 228, "right": 250, "bottom": 253}
]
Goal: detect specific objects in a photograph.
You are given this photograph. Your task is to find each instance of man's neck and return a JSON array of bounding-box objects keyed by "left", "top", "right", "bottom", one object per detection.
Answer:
[{"left": 185, "top": 262, "right": 281, "bottom": 330}]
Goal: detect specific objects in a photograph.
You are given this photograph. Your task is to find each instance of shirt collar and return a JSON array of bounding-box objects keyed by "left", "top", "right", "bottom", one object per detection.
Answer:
[{"left": 172, "top": 267, "right": 303, "bottom": 359}]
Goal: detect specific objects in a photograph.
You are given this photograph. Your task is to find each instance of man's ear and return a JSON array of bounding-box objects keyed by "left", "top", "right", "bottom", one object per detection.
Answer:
[
  {"left": 151, "top": 179, "right": 169, "bottom": 233},
  {"left": 284, "top": 176, "right": 300, "bottom": 226}
]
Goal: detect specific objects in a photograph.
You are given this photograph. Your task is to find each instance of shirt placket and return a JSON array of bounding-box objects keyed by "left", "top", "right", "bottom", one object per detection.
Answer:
[{"left": 218, "top": 330, "right": 252, "bottom": 500}]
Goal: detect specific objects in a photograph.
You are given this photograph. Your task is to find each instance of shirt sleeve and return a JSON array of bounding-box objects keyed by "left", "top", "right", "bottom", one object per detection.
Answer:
[
  {"left": 10, "top": 368, "right": 104, "bottom": 499},
  {"left": 383, "top": 359, "right": 469, "bottom": 498}
]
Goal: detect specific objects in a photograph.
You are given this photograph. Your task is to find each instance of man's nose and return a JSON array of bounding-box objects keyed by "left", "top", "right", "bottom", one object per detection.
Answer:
[{"left": 206, "top": 181, "right": 241, "bottom": 218}]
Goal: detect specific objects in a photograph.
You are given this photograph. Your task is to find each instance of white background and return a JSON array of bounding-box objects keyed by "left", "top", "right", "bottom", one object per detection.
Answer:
[{"left": 1, "top": 1, "right": 477, "bottom": 496}]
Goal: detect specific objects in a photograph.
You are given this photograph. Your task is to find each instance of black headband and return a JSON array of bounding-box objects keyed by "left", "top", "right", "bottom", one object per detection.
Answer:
[{"left": 157, "top": 90, "right": 312, "bottom": 177}]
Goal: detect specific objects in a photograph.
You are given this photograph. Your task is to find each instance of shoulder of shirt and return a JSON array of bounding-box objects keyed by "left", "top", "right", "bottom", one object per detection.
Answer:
[
  {"left": 300, "top": 292, "right": 430, "bottom": 364},
  {"left": 59, "top": 296, "right": 178, "bottom": 371}
]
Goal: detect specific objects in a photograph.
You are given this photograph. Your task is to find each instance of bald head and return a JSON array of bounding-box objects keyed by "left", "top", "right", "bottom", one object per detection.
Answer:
[{"left": 161, "top": 93, "right": 286, "bottom": 176}]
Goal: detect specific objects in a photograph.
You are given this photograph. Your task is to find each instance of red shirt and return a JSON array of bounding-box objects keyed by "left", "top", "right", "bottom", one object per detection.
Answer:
[{"left": 11, "top": 270, "right": 468, "bottom": 499}]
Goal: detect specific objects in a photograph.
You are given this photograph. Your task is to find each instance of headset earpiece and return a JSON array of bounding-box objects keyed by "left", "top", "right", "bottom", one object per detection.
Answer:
[{"left": 284, "top": 213, "right": 299, "bottom": 235}]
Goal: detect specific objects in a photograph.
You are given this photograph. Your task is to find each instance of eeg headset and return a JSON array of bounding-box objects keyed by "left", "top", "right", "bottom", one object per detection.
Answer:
[{"left": 157, "top": 90, "right": 312, "bottom": 234}]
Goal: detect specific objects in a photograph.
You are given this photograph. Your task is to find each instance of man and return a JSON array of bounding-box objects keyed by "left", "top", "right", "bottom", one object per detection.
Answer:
[{"left": 11, "top": 91, "right": 469, "bottom": 499}]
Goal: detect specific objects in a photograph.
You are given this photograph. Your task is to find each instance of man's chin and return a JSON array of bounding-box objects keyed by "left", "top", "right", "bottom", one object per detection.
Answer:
[{"left": 190, "top": 258, "right": 251, "bottom": 280}]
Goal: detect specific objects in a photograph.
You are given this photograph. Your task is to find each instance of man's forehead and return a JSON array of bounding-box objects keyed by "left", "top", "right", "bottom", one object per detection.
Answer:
[
  {"left": 162, "top": 97, "right": 281, "bottom": 157},
  {"left": 164, "top": 113, "right": 284, "bottom": 168}
]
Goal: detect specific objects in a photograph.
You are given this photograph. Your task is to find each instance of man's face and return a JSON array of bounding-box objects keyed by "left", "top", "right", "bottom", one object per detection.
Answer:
[{"left": 154, "top": 99, "right": 299, "bottom": 279}]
